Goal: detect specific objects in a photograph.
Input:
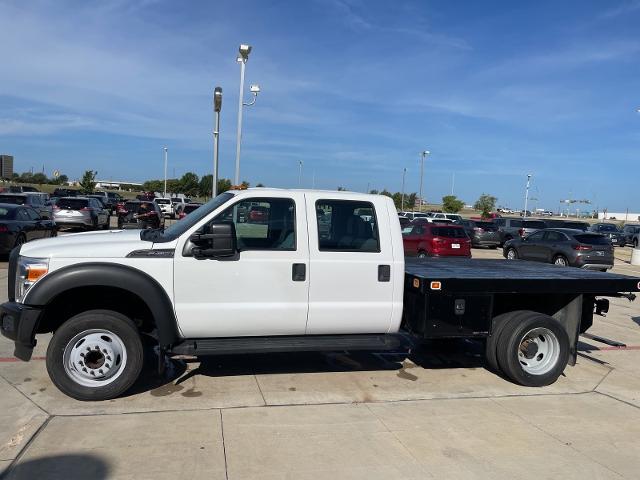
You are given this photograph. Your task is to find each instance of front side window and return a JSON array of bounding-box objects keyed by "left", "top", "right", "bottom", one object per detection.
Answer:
[
  {"left": 213, "top": 197, "right": 296, "bottom": 251},
  {"left": 316, "top": 200, "right": 380, "bottom": 252},
  {"left": 526, "top": 231, "right": 545, "bottom": 241}
]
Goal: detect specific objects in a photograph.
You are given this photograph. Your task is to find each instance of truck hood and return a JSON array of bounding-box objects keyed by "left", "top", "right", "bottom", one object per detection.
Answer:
[{"left": 19, "top": 230, "right": 150, "bottom": 259}]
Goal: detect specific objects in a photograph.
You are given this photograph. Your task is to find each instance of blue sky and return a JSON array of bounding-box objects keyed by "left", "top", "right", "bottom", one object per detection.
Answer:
[{"left": 1, "top": 0, "right": 639, "bottom": 212}]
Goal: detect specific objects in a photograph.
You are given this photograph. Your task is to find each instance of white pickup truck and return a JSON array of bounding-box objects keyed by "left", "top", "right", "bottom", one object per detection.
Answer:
[{"left": 1, "top": 188, "right": 638, "bottom": 401}]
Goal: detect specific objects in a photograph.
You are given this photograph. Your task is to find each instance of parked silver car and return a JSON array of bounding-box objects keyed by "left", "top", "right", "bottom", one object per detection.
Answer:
[{"left": 53, "top": 197, "right": 110, "bottom": 230}]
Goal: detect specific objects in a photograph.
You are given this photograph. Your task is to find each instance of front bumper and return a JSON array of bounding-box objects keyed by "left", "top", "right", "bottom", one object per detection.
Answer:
[{"left": 0, "top": 301, "right": 43, "bottom": 361}]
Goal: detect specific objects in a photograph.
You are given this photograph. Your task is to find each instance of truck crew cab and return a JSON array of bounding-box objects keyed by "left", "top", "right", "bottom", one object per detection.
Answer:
[{"left": 1, "top": 189, "right": 638, "bottom": 401}]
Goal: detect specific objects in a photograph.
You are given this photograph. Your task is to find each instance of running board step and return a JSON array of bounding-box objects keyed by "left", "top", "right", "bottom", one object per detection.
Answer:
[{"left": 169, "top": 334, "right": 412, "bottom": 356}]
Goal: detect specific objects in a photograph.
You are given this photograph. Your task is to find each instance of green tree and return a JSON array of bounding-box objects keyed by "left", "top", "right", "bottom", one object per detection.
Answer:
[
  {"left": 179, "top": 172, "right": 200, "bottom": 197},
  {"left": 79, "top": 170, "right": 97, "bottom": 194},
  {"left": 337, "top": 186, "right": 347, "bottom": 191},
  {"left": 255, "top": 183, "right": 265, "bottom": 187},
  {"left": 18, "top": 172, "right": 33, "bottom": 184},
  {"left": 31, "top": 172, "right": 48, "bottom": 185},
  {"left": 142, "top": 180, "right": 164, "bottom": 192},
  {"left": 369, "top": 189, "right": 379, "bottom": 195},
  {"left": 474, "top": 193, "right": 497, "bottom": 218},
  {"left": 57, "top": 174, "right": 69, "bottom": 185},
  {"left": 442, "top": 195, "right": 464, "bottom": 213},
  {"left": 199, "top": 174, "right": 213, "bottom": 198}
]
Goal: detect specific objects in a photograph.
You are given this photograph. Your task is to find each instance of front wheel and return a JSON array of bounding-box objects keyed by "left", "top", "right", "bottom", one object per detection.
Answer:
[
  {"left": 46, "top": 310, "right": 144, "bottom": 401},
  {"left": 496, "top": 312, "right": 569, "bottom": 387},
  {"left": 506, "top": 248, "right": 518, "bottom": 260},
  {"left": 417, "top": 251, "right": 428, "bottom": 259}
]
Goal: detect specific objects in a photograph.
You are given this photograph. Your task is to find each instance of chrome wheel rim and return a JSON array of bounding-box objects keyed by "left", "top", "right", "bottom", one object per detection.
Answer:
[
  {"left": 554, "top": 257, "right": 567, "bottom": 266},
  {"left": 517, "top": 327, "right": 560, "bottom": 375},
  {"left": 507, "top": 249, "right": 516, "bottom": 260},
  {"left": 63, "top": 329, "right": 127, "bottom": 387},
  {"left": 417, "top": 252, "right": 427, "bottom": 258}
]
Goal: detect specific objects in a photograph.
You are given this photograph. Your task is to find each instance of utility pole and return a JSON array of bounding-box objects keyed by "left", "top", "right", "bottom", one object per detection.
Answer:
[
  {"left": 163, "top": 147, "right": 168, "bottom": 197},
  {"left": 213, "top": 87, "right": 222, "bottom": 197},
  {"left": 401, "top": 167, "right": 407, "bottom": 211},
  {"left": 523, "top": 174, "right": 532, "bottom": 220},
  {"left": 419, "top": 150, "right": 429, "bottom": 212},
  {"left": 451, "top": 172, "right": 455, "bottom": 195},
  {"left": 298, "top": 160, "right": 303, "bottom": 187}
]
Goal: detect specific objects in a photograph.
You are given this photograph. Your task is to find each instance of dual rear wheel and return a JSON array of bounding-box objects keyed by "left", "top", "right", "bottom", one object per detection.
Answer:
[{"left": 485, "top": 310, "right": 570, "bottom": 387}]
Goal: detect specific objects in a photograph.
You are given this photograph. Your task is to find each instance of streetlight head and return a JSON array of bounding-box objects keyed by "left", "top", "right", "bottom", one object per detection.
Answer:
[
  {"left": 238, "top": 44, "right": 252, "bottom": 61},
  {"left": 214, "top": 87, "right": 222, "bottom": 112},
  {"left": 249, "top": 84, "right": 260, "bottom": 94},
  {"left": 422, "top": 150, "right": 430, "bottom": 156}
]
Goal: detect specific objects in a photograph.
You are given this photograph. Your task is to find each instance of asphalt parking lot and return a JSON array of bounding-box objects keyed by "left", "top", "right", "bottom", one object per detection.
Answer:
[{"left": 1, "top": 237, "right": 640, "bottom": 479}]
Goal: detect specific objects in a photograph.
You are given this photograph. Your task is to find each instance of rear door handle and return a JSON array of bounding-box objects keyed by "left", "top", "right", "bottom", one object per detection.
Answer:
[
  {"left": 292, "top": 263, "right": 306, "bottom": 281},
  {"left": 378, "top": 265, "right": 391, "bottom": 282}
]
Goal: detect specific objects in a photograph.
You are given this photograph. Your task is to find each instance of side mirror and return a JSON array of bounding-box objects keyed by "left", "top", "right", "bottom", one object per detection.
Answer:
[{"left": 189, "top": 222, "right": 237, "bottom": 259}]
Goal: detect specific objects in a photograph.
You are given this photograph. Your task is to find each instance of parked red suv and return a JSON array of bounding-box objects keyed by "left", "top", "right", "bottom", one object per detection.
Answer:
[{"left": 403, "top": 223, "right": 471, "bottom": 258}]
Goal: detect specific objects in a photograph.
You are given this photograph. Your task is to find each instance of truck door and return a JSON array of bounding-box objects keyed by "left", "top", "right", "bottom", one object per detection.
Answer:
[
  {"left": 305, "top": 194, "right": 397, "bottom": 334},
  {"left": 173, "top": 192, "right": 309, "bottom": 338}
]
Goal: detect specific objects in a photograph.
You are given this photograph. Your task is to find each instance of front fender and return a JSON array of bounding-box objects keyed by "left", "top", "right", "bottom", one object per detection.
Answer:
[{"left": 25, "top": 262, "right": 181, "bottom": 346}]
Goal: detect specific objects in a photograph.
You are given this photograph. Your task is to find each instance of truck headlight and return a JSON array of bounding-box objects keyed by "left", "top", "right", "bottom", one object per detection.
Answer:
[{"left": 16, "top": 256, "right": 49, "bottom": 303}]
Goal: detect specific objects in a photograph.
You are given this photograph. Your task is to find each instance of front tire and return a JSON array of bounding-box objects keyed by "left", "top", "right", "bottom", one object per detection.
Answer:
[
  {"left": 496, "top": 312, "right": 569, "bottom": 387},
  {"left": 506, "top": 248, "right": 518, "bottom": 260},
  {"left": 46, "top": 310, "right": 144, "bottom": 401}
]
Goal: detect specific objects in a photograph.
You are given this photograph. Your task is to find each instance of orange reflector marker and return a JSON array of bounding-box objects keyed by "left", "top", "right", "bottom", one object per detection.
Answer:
[
  {"left": 413, "top": 278, "right": 420, "bottom": 289},
  {"left": 26, "top": 265, "right": 48, "bottom": 282},
  {"left": 430, "top": 281, "right": 442, "bottom": 291}
]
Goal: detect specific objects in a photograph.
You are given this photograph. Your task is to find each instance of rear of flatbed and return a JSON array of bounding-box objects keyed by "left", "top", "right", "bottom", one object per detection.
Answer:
[{"left": 401, "top": 258, "right": 640, "bottom": 387}]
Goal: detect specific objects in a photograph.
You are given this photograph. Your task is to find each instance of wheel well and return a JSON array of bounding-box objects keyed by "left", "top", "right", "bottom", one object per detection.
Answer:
[{"left": 37, "top": 286, "right": 156, "bottom": 335}]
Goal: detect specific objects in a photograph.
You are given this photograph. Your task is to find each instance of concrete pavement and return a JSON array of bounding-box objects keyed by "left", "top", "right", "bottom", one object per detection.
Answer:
[{"left": 1, "top": 246, "right": 640, "bottom": 478}]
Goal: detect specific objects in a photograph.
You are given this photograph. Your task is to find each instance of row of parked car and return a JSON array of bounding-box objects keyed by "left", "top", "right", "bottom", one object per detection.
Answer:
[{"left": 399, "top": 211, "right": 638, "bottom": 271}]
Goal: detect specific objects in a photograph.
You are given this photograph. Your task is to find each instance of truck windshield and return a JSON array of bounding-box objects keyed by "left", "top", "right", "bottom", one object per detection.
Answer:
[{"left": 140, "top": 192, "right": 235, "bottom": 243}]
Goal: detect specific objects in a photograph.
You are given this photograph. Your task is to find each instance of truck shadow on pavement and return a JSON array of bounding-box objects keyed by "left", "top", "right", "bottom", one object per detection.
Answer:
[
  {"left": 3, "top": 454, "right": 110, "bottom": 480},
  {"left": 156, "top": 339, "right": 487, "bottom": 390}
]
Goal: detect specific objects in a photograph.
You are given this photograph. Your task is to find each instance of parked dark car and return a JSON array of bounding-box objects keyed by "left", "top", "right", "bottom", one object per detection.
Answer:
[
  {"left": 53, "top": 197, "right": 110, "bottom": 230},
  {"left": 493, "top": 217, "right": 546, "bottom": 245},
  {"left": 402, "top": 223, "right": 471, "bottom": 258},
  {"left": 0, "top": 193, "right": 52, "bottom": 219},
  {"left": 542, "top": 219, "right": 589, "bottom": 231},
  {"left": 178, "top": 202, "right": 203, "bottom": 219},
  {"left": 457, "top": 219, "right": 500, "bottom": 248},
  {"left": 398, "top": 216, "right": 411, "bottom": 230},
  {"left": 6, "top": 185, "right": 40, "bottom": 193},
  {"left": 0, "top": 204, "right": 56, "bottom": 253},
  {"left": 53, "top": 188, "right": 80, "bottom": 197},
  {"left": 621, "top": 224, "right": 640, "bottom": 247},
  {"left": 503, "top": 228, "right": 613, "bottom": 271},
  {"left": 117, "top": 200, "right": 164, "bottom": 229},
  {"left": 589, "top": 223, "right": 624, "bottom": 246}
]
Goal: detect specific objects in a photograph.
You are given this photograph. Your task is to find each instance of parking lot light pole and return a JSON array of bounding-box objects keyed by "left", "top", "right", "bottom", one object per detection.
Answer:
[
  {"left": 234, "top": 44, "right": 261, "bottom": 186},
  {"left": 523, "top": 174, "right": 532, "bottom": 220},
  {"left": 298, "top": 160, "right": 303, "bottom": 187},
  {"left": 213, "top": 87, "right": 222, "bottom": 198},
  {"left": 419, "top": 151, "right": 429, "bottom": 212},
  {"left": 401, "top": 167, "right": 406, "bottom": 211},
  {"left": 163, "top": 147, "right": 168, "bottom": 197}
]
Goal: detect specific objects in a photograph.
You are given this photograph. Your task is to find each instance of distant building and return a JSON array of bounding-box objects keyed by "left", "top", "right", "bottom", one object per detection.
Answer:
[
  {"left": 94, "top": 180, "right": 143, "bottom": 191},
  {"left": 599, "top": 212, "right": 640, "bottom": 222},
  {"left": 0, "top": 155, "right": 14, "bottom": 179}
]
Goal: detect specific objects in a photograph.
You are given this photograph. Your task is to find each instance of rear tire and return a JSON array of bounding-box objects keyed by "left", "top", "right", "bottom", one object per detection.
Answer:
[
  {"left": 552, "top": 255, "right": 568, "bottom": 267},
  {"left": 46, "top": 310, "right": 144, "bottom": 401},
  {"left": 417, "top": 251, "right": 428, "bottom": 259},
  {"left": 506, "top": 248, "right": 518, "bottom": 260},
  {"left": 485, "top": 310, "right": 531, "bottom": 374},
  {"left": 496, "top": 312, "right": 569, "bottom": 387}
]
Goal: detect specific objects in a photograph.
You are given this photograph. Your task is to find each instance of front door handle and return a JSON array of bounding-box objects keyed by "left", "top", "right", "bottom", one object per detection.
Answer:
[
  {"left": 292, "top": 263, "right": 306, "bottom": 281},
  {"left": 378, "top": 265, "right": 391, "bottom": 282}
]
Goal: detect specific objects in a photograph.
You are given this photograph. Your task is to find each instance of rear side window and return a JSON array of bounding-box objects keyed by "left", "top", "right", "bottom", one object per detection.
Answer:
[
  {"left": 58, "top": 198, "right": 88, "bottom": 210},
  {"left": 545, "top": 231, "right": 567, "bottom": 242},
  {"left": 476, "top": 221, "right": 497, "bottom": 231},
  {"left": 316, "top": 200, "right": 380, "bottom": 252},
  {"left": 523, "top": 221, "right": 546, "bottom": 229},
  {"left": 0, "top": 195, "right": 26, "bottom": 205},
  {"left": 574, "top": 234, "right": 610, "bottom": 245},
  {"left": 431, "top": 226, "right": 468, "bottom": 238}
]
